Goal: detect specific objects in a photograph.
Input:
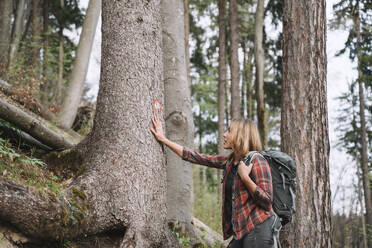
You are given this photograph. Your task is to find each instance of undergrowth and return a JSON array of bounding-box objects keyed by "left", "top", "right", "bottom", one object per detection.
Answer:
[{"left": 0, "top": 137, "right": 65, "bottom": 196}]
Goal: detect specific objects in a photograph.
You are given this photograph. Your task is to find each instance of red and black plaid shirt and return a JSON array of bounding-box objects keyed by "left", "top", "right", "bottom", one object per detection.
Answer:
[{"left": 182, "top": 147, "right": 274, "bottom": 240}]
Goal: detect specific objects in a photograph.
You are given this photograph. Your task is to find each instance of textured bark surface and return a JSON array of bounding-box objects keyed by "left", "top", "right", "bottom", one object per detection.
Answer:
[
  {"left": 0, "top": 0, "right": 12, "bottom": 66},
  {"left": 254, "top": 0, "right": 266, "bottom": 147},
  {"left": 161, "top": 0, "right": 195, "bottom": 234},
  {"left": 229, "top": 0, "right": 241, "bottom": 119},
  {"left": 0, "top": 1, "right": 181, "bottom": 247},
  {"left": 58, "top": 0, "right": 101, "bottom": 128},
  {"left": 281, "top": 0, "right": 331, "bottom": 247}
]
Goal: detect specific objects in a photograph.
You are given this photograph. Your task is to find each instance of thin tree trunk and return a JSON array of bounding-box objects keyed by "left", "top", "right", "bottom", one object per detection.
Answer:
[
  {"left": 229, "top": 0, "right": 240, "bottom": 119},
  {"left": 0, "top": 0, "right": 12, "bottom": 67},
  {"left": 217, "top": 0, "right": 227, "bottom": 202},
  {"left": 57, "top": 0, "right": 101, "bottom": 128},
  {"left": 254, "top": 0, "right": 266, "bottom": 147},
  {"left": 246, "top": 50, "right": 253, "bottom": 120},
  {"left": 0, "top": 96, "right": 77, "bottom": 151},
  {"left": 31, "top": 0, "right": 41, "bottom": 69},
  {"left": 56, "top": 27, "right": 64, "bottom": 104},
  {"left": 8, "top": 0, "right": 26, "bottom": 69},
  {"left": 161, "top": 0, "right": 195, "bottom": 237},
  {"left": 41, "top": 0, "right": 49, "bottom": 103},
  {"left": 354, "top": 2, "right": 372, "bottom": 244},
  {"left": 281, "top": 0, "right": 331, "bottom": 247},
  {"left": 241, "top": 42, "right": 246, "bottom": 118},
  {"left": 356, "top": 156, "right": 368, "bottom": 248},
  {"left": 54, "top": 0, "right": 65, "bottom": 104}
]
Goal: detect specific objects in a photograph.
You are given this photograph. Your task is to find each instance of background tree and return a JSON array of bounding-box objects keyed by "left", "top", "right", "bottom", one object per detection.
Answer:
[
  {"left": 254, "top": 0, "right": 267, "bottom": 147},
  {"left": 217, "top": 0, "right": 227, "bottom": 200},
  {"left": 331, "top": 0, "right": 372, "bottom": 243},
  {"left": 57, "top": 0, "right": 101, "bottom": 128},
  {"left": 229, "top": 0, "right": 241, "bottom": 119},
  {"left": 161, "top": 0, "right": 196, "bottom": 238},
  {"left": 281, "top": 0, "right": 332, "bottom": 247},
  {"left": 0, "top": 0, "right": 12, "bottom": 67},
  {"left": 8, "top": 0, "right": 27, "bottom": 69}
]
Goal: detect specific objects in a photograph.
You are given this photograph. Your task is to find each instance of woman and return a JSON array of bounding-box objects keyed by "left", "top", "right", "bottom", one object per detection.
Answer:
[{"left": 150, "top": 117, "right": 277, "bottom": 248}]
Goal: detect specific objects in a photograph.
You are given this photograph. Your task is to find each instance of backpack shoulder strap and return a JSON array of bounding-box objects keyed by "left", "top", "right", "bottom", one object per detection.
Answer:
[{"left": 243, "top": 151, "right": 262, "bottom": 165}]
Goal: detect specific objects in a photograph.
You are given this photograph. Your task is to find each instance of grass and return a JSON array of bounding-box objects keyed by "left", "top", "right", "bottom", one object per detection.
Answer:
[{"left": 0, "top": 137, "right": 66, "bottom": 196}]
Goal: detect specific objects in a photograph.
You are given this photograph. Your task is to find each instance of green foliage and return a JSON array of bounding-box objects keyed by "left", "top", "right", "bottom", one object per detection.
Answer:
[
  {"left": 0, "top": 137, "right": 64, "bottom": 195},
  {"left": 192, "top": 166, "right": 222, "bottom": 236},
  {"left": 335, "top": 82, "right": 371, "bottom": 159}
]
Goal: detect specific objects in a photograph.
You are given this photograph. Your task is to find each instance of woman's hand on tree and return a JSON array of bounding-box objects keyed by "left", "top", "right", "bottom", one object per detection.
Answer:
[
  {"left": 150, "top": 117, "right": 166, "bottom": 142},
  {"left": 238, "top": 161, "right": 253, "bottom": 180}
]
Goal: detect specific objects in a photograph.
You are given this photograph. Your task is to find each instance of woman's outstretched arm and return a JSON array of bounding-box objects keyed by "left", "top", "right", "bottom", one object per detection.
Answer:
[
  {"left": 150, "top": 116, "right": 183, "bottom": 157},
  {"left": 150, "top": 117, "right": 227, "bottom": 169}
]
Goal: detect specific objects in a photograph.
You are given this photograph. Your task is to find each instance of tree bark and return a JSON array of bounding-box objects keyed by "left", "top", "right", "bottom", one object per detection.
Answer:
[
  {"left": 229, "top": 0, "right": 240, "bottom": 119},
  {"left": 54, "top": 0, "right": 65, "bottom": 104},
  {"left": 0, "top": 0, "right": 12, "bottom": 67},
  {"left": 281, "top": 0, "right": 331, "bottom": 247},
  {"left": 161, "top": 0, "right": 195, "bottom": 236},
  {"left": 8, "top": 0, "right": 26, "bottom": 69},
  {"left": 55, "top": 26, "right": 64, "bottom": 104},
  {"left": 0, "top": 1, "right": 181, "bottom": 247},
  {"left": 57, "top": 0, "right": 101, "bottom": 128},
  {"left": 354, "top": 1, "right": 372, "bottom": 243},
  {"left": 184, "top": 0, "right": 191, "bottom": 88},
  {"left": 254, "top": 0, "right": 266, "bottom": 147},
  {"left": 41, "top": 0, "right": 49, "bottom": 103},
  {"left": 31, "top": 0, "right": 41, "bottom": 69},
  {"left": 217, "top": 0, "right": 227, "bottom": 202}
]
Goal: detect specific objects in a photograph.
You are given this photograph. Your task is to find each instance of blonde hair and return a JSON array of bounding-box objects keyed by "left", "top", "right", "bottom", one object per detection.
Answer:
[{"left": 229, "top": 119, "right": 262, "bottom": 157}]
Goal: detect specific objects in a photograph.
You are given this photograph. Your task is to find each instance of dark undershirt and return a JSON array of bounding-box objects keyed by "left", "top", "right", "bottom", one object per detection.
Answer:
[{"left": 225, "top": 162, "right": 239, "bottom": 222}]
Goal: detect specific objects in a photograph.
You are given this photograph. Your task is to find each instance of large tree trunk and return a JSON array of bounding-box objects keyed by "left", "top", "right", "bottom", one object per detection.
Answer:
[
  {"left": 161, "top": 0, "right": 195, "bottom": 236},
  {"left": 281, "top": 0, "right": 331, "bottom": 247},
  {"left": 0, "top": 1, "right": 180, "bottom": 247},
  {"left": 354, "top": 2, "right": 372, "bottom": 244},
  {"left": 0, "top": 0, "right": 12, "bottom": 67},
  {"left": 57, "top": 0, "right": 101, "bottom": 128},
  {"left": 8, "top": 0, "right": 26, "bottom": 69},
  {"left": 229, "top": 0, "right": 240, "bottom": 119},
  {"left": 254, "top": 0, "right": 266, "bottom": 147}
]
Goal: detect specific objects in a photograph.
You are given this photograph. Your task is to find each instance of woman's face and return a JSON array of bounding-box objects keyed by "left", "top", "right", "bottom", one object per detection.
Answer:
[{"left": 223, "top": 127, "right": 233, "bottom": 149}]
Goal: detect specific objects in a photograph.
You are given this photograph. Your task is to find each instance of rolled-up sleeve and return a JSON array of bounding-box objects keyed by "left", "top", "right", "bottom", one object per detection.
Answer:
[
  {"left": 182, "top": 147, "right": 227, "bottom": 170},
  {"left": 251, "top": 155, "right": 273, "bottom": 211}
]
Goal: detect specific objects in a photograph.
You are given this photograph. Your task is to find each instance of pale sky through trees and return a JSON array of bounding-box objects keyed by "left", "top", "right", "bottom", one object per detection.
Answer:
[{"left": 68, "top": 0, "right": 358, "bottom": 214}]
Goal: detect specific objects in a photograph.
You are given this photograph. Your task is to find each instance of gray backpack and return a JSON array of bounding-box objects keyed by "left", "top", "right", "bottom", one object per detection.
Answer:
[{"left": 244, "top": 150, "right": 296, "bottom": 226}]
